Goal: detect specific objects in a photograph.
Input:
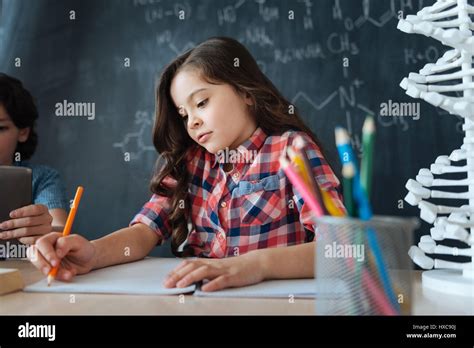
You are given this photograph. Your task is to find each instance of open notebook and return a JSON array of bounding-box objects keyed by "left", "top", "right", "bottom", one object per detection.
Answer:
[{"left": 25, "top": 257, "right": 348, "bottom": 298}]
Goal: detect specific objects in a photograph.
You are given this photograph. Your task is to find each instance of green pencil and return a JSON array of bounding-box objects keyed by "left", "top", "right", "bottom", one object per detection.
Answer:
[{"left": 361, "top": 116, "right": 375, "bottom": 199}]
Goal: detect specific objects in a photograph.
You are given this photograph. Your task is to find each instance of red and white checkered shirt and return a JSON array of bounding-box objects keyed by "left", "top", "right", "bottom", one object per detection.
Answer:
[{"left": 130, "top": 127, "right": 345, "bottom": 258}]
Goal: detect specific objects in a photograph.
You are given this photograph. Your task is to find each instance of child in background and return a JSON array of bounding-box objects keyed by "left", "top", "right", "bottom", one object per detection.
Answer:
[
  {"left": 0, "top": 73, "right": 68, "bottom": 246},
  {"left": 28, "top": 37, "right": 345, "bottom": 291}
]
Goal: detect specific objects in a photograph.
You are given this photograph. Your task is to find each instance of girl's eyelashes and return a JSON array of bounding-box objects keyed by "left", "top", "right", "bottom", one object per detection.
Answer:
[
  {"left": 197, "top": 98, "right": 208, "bottom": 108},
  {"left": 178, "top": 98, "right": 208, "bottom": 122},
  {"left": 0, "top": 126, "right": 9, "bottom": 132}
]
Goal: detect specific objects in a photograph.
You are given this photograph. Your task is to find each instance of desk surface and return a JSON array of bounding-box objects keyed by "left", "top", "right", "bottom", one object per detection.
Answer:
[{"left": 0, "top": 260, "right": 472, "bottom": 315}]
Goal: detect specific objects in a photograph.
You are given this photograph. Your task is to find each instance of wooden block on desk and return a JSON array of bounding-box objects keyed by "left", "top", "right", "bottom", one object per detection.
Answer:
[{"left": 0, "top": 268, "right": 24, "bottom": 295}]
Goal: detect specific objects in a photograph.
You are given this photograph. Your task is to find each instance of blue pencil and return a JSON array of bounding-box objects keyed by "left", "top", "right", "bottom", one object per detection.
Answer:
[
  {"left": 335, "top": 126, "right": 400, "bottom": 313},
  {"left": 334, "top": 127, "right": 371, "bottom": 219}
]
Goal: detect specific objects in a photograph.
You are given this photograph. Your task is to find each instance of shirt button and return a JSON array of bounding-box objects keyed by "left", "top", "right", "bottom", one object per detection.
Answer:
[
  {"left": 220, "top": 201, "right": 227, "bottom": 208},
  {"left": 232, "top": 172, "right": 240, "bottom": 180}
]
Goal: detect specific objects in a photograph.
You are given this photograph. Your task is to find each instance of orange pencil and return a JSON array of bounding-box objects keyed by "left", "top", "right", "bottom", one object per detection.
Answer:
[{"left": 47, "top": 186, "right": 84, "bottom": 286}]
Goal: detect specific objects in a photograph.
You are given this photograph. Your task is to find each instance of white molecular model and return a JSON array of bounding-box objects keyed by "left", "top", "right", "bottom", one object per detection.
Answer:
[{"left": 399, "top": 0, "right": 474, "bottom": 296}]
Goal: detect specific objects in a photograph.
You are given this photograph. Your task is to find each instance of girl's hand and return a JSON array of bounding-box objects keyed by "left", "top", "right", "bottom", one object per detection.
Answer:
[
  {"left": 27, "top": 232, "right": 96, "bottom": 281},
  {"left": 0, "top": 204, "right": 53, "bottom": 244},
  {"left": 163, "top": 251, "right": 267, "bottom": 292}
]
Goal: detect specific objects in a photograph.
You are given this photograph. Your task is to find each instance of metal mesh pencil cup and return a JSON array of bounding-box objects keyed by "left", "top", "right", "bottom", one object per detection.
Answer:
[{"left": 313, "top": 215, "right": 419, "bottom": 315}]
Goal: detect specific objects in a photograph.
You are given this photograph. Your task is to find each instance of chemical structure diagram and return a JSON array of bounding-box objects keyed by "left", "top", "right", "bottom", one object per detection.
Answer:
[
  {"left": 291, "top": 78, "right": 411, "bottom": 154},
  {"left": 116, "top": 0, "right": 451, "bottom": 160},
  {"left": 112, "top": 110, "right": 155, "bottom": 161}
]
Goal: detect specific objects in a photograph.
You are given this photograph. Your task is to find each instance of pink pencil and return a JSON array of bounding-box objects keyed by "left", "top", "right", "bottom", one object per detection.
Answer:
[
  {"left": 281, "top": 156, "right": 395, "bottom": 314},
  {"left": 342, "top": 234, "right": 397, "bottom": 315},
  {"left": 362, "top": 269, "right": 398, "bottom": 315},
  {"left": 280, "top": 156, "right": 325, "bottom": 217}
]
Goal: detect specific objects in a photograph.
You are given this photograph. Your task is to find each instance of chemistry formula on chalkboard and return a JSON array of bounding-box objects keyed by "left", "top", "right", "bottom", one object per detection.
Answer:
[{"left": 1, "top": 0, "right": 465, "bottom": 251}]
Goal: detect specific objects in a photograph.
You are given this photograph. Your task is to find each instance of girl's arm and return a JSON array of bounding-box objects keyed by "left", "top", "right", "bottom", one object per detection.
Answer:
[
  {"left": 258, "top": 241, "right": 315, "bottom": 279},
  {"left": 28, "top": 223, "right": 160, "bottom": 281},
  {"left": 91, "top": 223, "right": 160, "bottom": 270},
  {"left": 163, "top": 241, "right": 316, "bottom": 291}
]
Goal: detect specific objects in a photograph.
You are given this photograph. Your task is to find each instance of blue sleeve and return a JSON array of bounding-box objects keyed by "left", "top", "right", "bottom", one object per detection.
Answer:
[{"left": 32, "top": 166, "right": 69, "bottom": 211}]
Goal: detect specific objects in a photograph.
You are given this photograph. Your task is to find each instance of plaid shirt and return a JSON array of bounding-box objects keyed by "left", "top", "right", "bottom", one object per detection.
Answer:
[{"left": 130, "top": 127, "right": 345, "bottom": 258}]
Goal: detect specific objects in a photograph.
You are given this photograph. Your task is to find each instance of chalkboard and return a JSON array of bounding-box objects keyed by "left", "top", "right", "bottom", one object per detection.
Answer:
[{"left": 0, "top": 0, "right": 464, "bottom": 255}]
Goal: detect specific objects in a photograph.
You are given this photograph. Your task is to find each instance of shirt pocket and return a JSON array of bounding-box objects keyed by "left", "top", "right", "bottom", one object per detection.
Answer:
[{"left": 234, "top": 174, "right": 285, "bottom": 225}]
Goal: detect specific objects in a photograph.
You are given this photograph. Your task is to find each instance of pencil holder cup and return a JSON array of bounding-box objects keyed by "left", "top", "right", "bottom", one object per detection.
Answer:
[{"left": 312, "top": 215, "right": 419, "bottom": 315}]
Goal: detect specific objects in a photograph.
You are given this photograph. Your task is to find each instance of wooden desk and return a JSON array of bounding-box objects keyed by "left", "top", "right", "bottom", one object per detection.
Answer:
[{"left": 0, "top": 260, "right": 472, "bottom": 315}]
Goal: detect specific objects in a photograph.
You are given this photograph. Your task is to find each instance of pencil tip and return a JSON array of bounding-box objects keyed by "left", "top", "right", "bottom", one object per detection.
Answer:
[
  {"left": 342, "top": 162, "right": 356, "bottom": 178},
  {"left": 293, "top": 135, "right": 306, "bottom": 150},
  {"left": 279, "top": 156, "right": 289, "bottom": 167},
  {"left": 335, "top": 127, "right": 349, "bottom": 145},
  {"left": 363, "top": 116, "right": 375, "bottom": 133},
  {"left": 286, "top": 146, "right": 297, "bottom": 158}
]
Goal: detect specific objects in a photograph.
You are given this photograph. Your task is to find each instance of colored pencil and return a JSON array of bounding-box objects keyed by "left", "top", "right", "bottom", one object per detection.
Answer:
[
  {"left": 286, "top": 145, "right": 327, "bottom": 214},
  {"left": 335, "top": 126, "right": 399, "bottom": 314},
  {"left": 361, "top": 116, "right": 375, "bottom": 199},
  {"left": 342, "top": 162, "right": 355, "bottom": 217},
  {"left": 47, "top": 186, "right": 84, "bottom": 286},
  {"left": 279, "top": 156, "right": 325, "bottom": 217},
  {"left": 334, "top": 127, "right": 372, "bottom": 220}
]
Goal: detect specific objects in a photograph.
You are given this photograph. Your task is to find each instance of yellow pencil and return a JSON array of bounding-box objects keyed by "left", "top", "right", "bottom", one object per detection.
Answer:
[
  {"left": 287, "top": 146, "right": 315, "bottom": 192},
  {"left": 47, "top": 186, "right": 84, "bottom": 286},
  {"left": 287, "top": 145, "right": 327, "bottom": 214},
  {"left": 292, "top": 137, "right": 319, "bottom": 195},
  {"left": 320, "top": 189, "right": 345, "bottom": 217},
  {"left": 292, "top": 137, "right": 345, "bottom": 217}
]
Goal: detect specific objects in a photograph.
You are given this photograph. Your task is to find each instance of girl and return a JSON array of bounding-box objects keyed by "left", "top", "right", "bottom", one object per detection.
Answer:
[
  {"left": 0, "top": 73, "right": 68, "bottom": 245},
  {"left": 28, "top": 37, "right": 346, "bottom": 292}
]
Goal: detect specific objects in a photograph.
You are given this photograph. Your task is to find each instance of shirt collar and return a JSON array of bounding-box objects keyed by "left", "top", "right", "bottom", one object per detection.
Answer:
[{"left": 210, "top": 127, "right": 267, "bottom": 169}]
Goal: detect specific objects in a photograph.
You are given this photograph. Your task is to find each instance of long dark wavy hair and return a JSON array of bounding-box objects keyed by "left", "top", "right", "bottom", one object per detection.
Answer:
[{"left": 152, "top": 37, "right": 332, "bottom": 256}]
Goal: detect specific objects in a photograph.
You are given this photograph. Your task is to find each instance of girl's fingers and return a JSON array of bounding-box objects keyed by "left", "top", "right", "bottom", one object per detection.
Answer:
[
  {"left": 55, "top": 262, "right": 77, "bottom": 281},
  {"left": 200, "top": 275, "right": 232, "bottom": 292},
  {"left": 0, "top": 213, "right": 52, "bottom": 231},
  {"left": 175, "top": 264, "right": 220, "bottom": 288},
  {"left": 34, "top": 232, "right": 63, "bottom": 267},
  {"left": 164, "top": 261, "right": 201, "bottom": 288},
  {"left": 28, "top": 242, "right": 78, "bottom": 281},
  {"left": 55, "top": 269, "right": 73, "bottom": 281},
  {"left": 0, "top": 224, "right": 52, "bottom": 239},
  {"left": 9, "top": 204, "right": 49, "bottom": 218},
  {"left": 55, "top": 235, "right": 86, "bottom": 258},
  {"left": 27, "top": 245, "right": 53, "bottom": 275}
]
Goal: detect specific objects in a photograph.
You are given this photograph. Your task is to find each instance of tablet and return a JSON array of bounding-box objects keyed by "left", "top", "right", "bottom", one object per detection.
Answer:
[{"left": 0, "top": 166, "right": 32, "bottom": 226}]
